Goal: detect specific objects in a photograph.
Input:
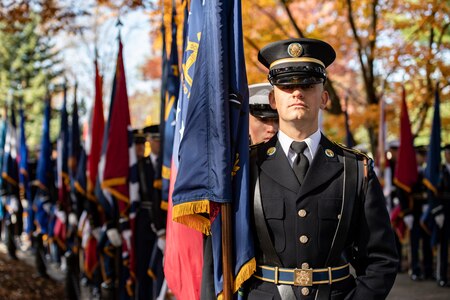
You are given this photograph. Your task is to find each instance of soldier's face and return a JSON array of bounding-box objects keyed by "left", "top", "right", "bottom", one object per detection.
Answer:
[
  {"left": 135, "top": 143, "right": 145, "bottom": 158},
  {"left": 150, "top": 138, "right": 160, "bottom": 156},
  {"left": 270, "top": 83, "right": 328, "bottom": 129},
  {"left": 445, "top": 150, "right": 450, "bottom": 163},
  {"left": 249, "top": 115, "right": 278, "bottom": 144}
]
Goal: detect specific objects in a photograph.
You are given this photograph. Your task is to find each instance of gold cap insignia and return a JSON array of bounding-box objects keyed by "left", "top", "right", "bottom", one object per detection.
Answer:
[
  {"left": 325, "top": 149, "right": 334, "bottom": 158},
  {"left": 287, "top": 43, "right": 303, "bottom": 58},
  {"left": 267, "top": 147, "right": 276, "bottom": 156}
]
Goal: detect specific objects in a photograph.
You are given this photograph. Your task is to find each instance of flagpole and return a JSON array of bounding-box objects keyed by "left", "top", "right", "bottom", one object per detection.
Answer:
[{"left": 221, "top": 203, "right": 233, "bottom": 299}]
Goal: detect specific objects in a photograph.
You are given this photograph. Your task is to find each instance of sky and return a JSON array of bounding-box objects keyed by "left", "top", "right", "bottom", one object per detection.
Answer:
[{"left": 54, "top": 7, "right": 160, "bottom": 116}]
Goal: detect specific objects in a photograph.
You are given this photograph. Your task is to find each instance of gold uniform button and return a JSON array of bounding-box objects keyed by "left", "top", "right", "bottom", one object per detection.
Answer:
[
  {"left": 301, "top": 287, "right": 310, "bottom": 296},
  {"left": 298, "top": 209, "right": 307, "bottom": 217},
  {"left": 301, "top": 262, "right": 310, "bottom": 269},
  {"left": 299, "top": 235, "right": 309, "bottom": 244}
]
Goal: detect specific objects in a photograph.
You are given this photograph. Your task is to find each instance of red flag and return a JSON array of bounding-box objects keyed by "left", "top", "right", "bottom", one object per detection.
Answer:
[
  {"left": 164, "top": 157, "right": 203, "bottom": 300},
  {"left": 100, "top": 37, "right": 137, "bottom": 296},
  {"left": 87, "top": 58, "right": 105, "bottom": 200},
  {"left": 394, "top": 87, "right": 418, "bottom": 192},
  {"left": 101, "top": 39, "right": 130, "bottom": 210},
  {"left": 376, "top": 98, "right": 386, "bottom": 171}
]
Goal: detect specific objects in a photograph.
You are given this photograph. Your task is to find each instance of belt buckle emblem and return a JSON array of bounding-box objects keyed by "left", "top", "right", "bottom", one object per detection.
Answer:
[{"left": 294, "top": 268, "right": 313, "bottom": 286}]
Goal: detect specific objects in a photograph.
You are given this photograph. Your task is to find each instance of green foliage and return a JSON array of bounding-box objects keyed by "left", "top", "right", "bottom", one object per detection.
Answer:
[{"left": 0, "top": 13, "right": 64, "bottom": 148}]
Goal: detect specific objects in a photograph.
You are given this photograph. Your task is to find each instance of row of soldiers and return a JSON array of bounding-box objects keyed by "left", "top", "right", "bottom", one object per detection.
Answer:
[
  {"left": 388, "top": 142, "right": 450, "bottom": 287},
  {"left": 0, "top": 124, "right": 168, "bottom": 299}
]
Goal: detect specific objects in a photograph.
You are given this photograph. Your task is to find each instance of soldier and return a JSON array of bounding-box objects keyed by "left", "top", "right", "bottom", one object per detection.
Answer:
[
  {"left": 249, "top": 83, "right": 279, "bottom": 145},
  {"left": 247, "top": 38, "right": 398, "bottom": 299},
  {"left": 134, "top": 125, "right": 166, "bottom": 299},
  {"left": 435, "top": 144, "right": 450, "bottom": 287},
  {"left": 400, "top": 145, "right": 433, "bottom": 281}
]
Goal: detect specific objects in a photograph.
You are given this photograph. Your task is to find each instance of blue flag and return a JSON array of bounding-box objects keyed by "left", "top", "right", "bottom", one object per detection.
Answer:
[
  {"left": 69, "top": 92, "right": 81, "bottom": 180},
  {"left": 161, "top": 2, "right": 180, "bottom": 207},
  {"left": 344, "top": 110, "right": 354, "bottom": 148},
  {"left": 18, "top": 102, "right": 33, "bottom": 234},
  {"left": 423, "top": 84, "right": 441, "bottom": 194},
  {"left": 421, "top": 84, "right": 442, "bottom": 244},
  {"left": 0, "top": 113, "right": 6, "bottom": 220},
  {"left": 69, "top": 92, "right": 81, "bottom": 213},
  {"left": 57, "top": 86, "right": 70, "bottom": 206},
  {"left": 34, "top": 98, "right": 53, "bottom": 235},
  {"left": 172, "top": 0, "right": 255, "bottom": 296}
]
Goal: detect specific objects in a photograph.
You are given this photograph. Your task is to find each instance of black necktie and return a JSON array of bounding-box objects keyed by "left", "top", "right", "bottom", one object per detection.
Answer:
[{"left": 290, "top": 141, "right": 309, "bottom": 184}]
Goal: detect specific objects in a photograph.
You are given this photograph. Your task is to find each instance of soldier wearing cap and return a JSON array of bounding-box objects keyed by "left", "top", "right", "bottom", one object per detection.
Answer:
[
  {"left": 398, "top": 145, "right": 433, "bottom": 281},
  {"left": 133, "top": 125, "right": 166, "bottom": 299},
  {"left": 432, "top": 144, "right": 450, "bottom": 287},
  {"left": 249, "top": 83, "right": 279, "bottom": 145},
  {"left": 247, "top": 38, "right": 398, "bottom": 299}
]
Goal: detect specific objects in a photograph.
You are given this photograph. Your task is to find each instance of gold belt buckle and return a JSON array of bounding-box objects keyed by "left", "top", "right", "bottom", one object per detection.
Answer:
[{"left": 294, "top": 268, "right": 313, "bottom": 286}]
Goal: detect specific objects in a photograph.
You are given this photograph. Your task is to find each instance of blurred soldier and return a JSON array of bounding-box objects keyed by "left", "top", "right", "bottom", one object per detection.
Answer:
[
  {"left": 134, "top": 125, "right": 166, "bottom": 299},
  {"left": 249, "top": 83, "right": 279, "bottom": 145},
  {"left": 1, "top": 175, "right": 23, "bottom": 260},
  {"left": 386, "top": 140, "right": 405, "bottom": 272},
  {"left": 400, "top": 145, "right": 433, "bottom": 281},
  {"left": 435, "top": 144, "right": 450, "bottom": 287},
  {"left": 247, "top": 38, "right": 398, "bottom": 299}
]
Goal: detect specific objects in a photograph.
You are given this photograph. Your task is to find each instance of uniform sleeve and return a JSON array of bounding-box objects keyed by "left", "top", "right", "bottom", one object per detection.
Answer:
[{"left": 347, "top": 167, "right": 399, "bottom": 300}]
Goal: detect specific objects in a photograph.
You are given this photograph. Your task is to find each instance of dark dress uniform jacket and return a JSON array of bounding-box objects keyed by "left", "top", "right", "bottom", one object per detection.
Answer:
[{"left": 248, "top": 134, "right": 398, "bottom": 300}]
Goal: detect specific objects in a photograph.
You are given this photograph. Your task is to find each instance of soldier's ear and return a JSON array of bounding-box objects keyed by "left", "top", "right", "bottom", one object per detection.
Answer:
[
  {"left": 268, "top": 89, "right": 277, "bottom": 110},
  {"left": 320, "top": 90, "right": 329, "bottom": 110}
]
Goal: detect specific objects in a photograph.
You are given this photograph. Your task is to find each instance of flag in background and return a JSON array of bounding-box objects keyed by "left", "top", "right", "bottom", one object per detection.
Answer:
[
  {"left": 101, "top": 37, "right": 130, "bottom": 220},
  {"left": 69, "top": 86, "right": 81, "bottom": 192},
  {"left": 2, "top": 103, "right": 19, "bottom": 190},
  {"left": 126, "top": 127, "right": 139, "bottom": 296},
  {"left": 344, "top": 97, "right": 354, "bottom": 148},
  {"left": 34, "top": 98, "right": 54, "bottom": 235},
  {"left": 420, "top": 83, "right": 442, "bottom": 243},
  {"left": 159, "top": 3, "right": 168, "bottom": 159},
  {"left": 164, "top": 0, "right": 205, "bottom": 298},
  {"left": 161, "top": 0, "right": 180, "bottom": 209},
  {"left": 100, "top": 36, "right": 137, "bottom": 298},
  {"left": 171, "top": 0, "right": 254, "bottom": 297},
  {"left": 57, "top": 85, "right": 70, "bottom": 206},
  {"left": 95, "top": 47, "right": 121, "bottom": 288},
  {"left": 394, "top": 87, "right": 418, "bottom": 193},
  {"left": 87, "top": 58, "right": 105, "bottom": 203},
  {"left": 54, "top": 85, "right": 70, "bottom": 251},
  {"left": 377, "top": 98, "right": 387, "bottom": 171},
  {"left": 423, "top": 84, "right": 441, "bottom": 194},
  {"left": 18, "top": 101, "right": 33, "bottom": 234},
  {"left": 0, "top": 109, "right": 7, "bottom": 221}
]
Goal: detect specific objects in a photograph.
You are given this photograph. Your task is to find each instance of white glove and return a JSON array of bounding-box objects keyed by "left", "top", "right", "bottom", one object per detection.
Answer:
[
  {"left": 157, "top": 236, "right": 166, "bottom": 252},
  {"left": 54, "top": 208, "right": 66, "bottom": 224},
  {"left": 106, "top": 228, "right": 122, "bottom": 247},
  {"left": 21, "top": 199, "right": 29, "bottom": 209},
  {"left": 92, "top": 227, "right": 102, "bottom": 241},
  {"left": 8, "top": 197, "right": 19, "bottom": 213},
  {"left": 435, "top": 214, "right": 445, "bottom": 229},
  {"left": 68, "top": 213, "right": 78, "bottom": 226},
  {"left": 404, "top": 214, "right": 414, "bottom": 230},
  {"left": 43, "top": 202, "right": 52, "bottom": 214}
]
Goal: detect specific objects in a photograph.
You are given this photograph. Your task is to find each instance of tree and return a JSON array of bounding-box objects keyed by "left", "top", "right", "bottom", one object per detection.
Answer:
[{"left": 0, "top": 13, "right": 64, "bottom": 147}]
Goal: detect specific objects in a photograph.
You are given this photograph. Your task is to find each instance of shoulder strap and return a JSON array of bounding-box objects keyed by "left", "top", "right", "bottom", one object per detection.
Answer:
[
  {"left": 251, "top": 148, "right": 281, "bottom": 266},
  {"left": 316, "top": 150, "right": 361, "bottom": 300},
  {"left": 251, "top": 149, "right": 297, "bottom": 299}
]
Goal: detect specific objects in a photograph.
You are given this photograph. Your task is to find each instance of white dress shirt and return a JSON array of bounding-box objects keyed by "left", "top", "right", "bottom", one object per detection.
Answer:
[{"left": 278, "top": 129, "right": 321, "bottom": 168}]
